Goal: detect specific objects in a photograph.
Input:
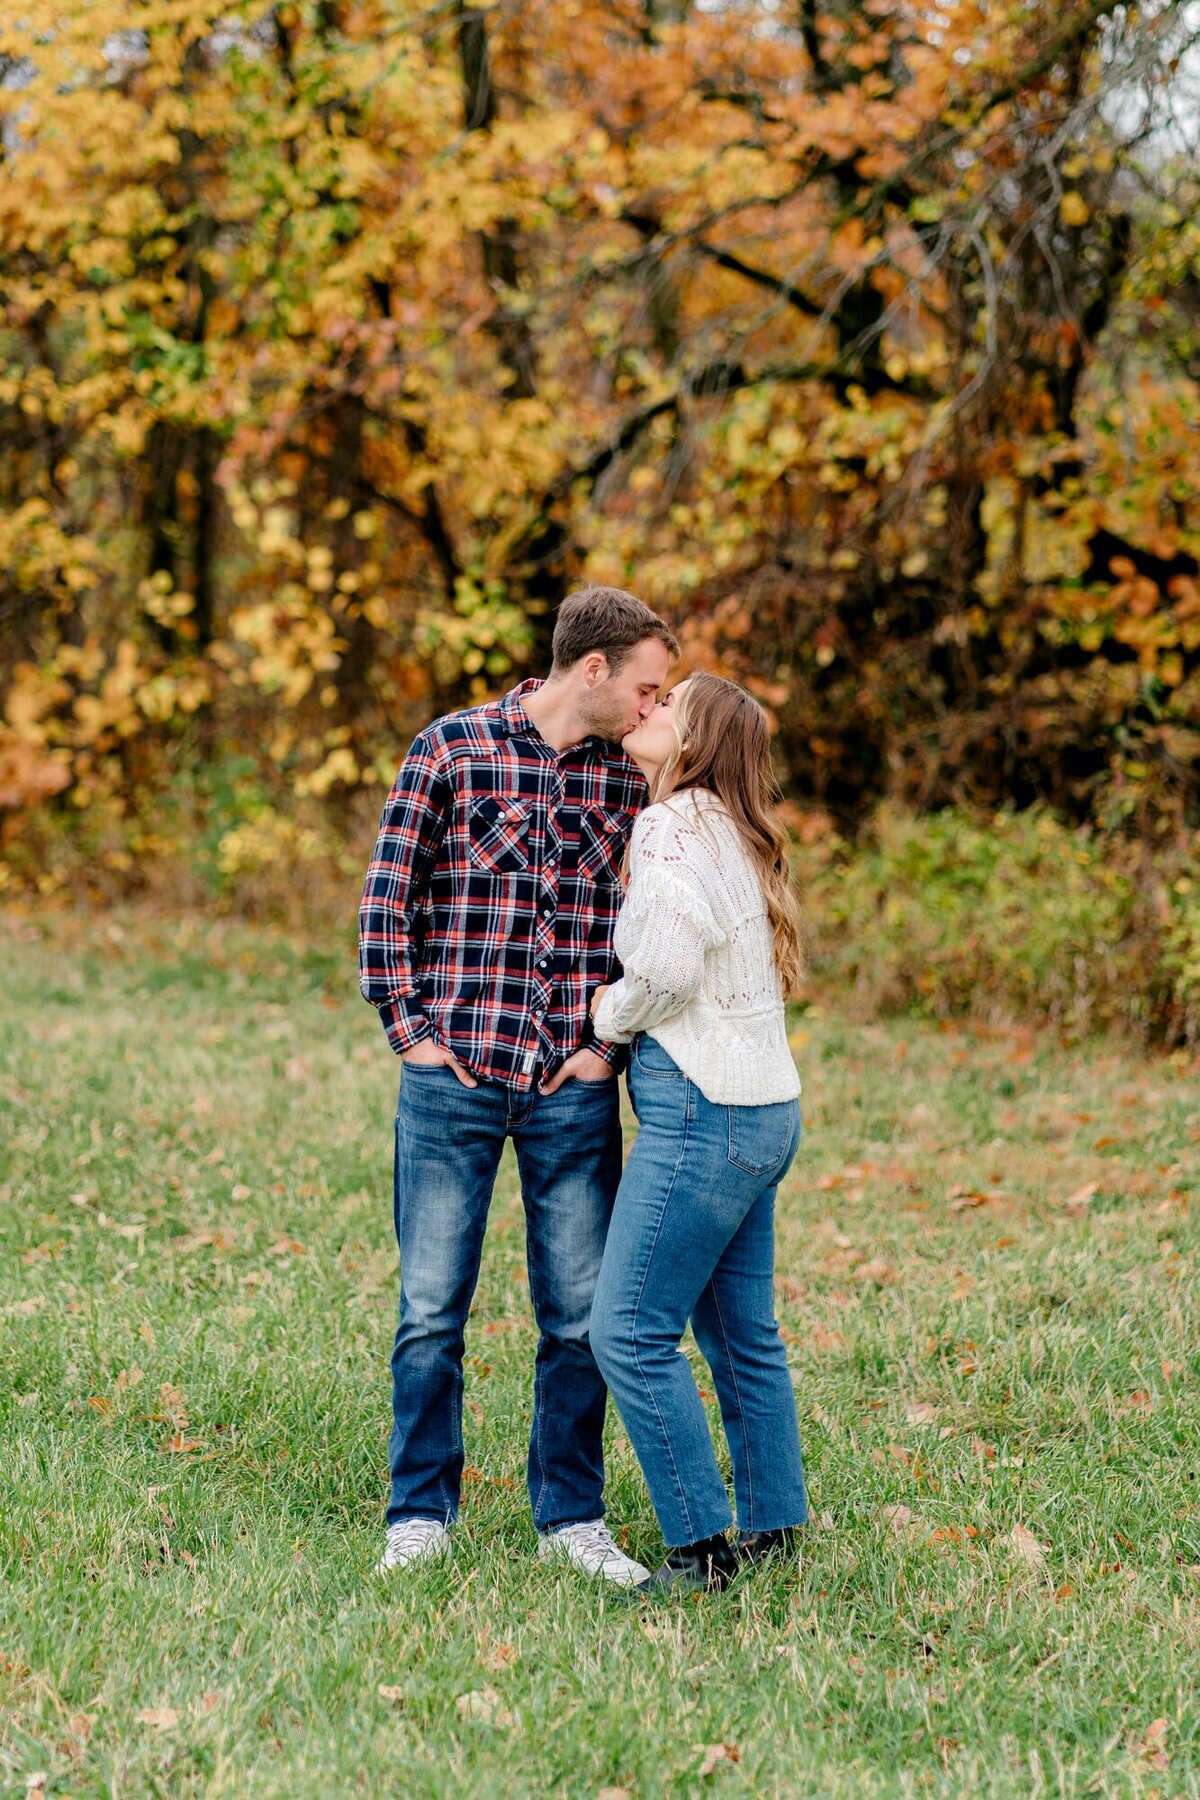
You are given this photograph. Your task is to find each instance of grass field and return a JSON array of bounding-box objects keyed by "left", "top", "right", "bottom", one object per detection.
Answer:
[{"left": 2, "top": 908, "right": 1199, "bottom": 1799}]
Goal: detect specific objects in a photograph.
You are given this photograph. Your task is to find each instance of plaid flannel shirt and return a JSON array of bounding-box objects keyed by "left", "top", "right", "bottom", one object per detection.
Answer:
[{"left": 358, "top": 679, "right": 648, "bottom": 1091}]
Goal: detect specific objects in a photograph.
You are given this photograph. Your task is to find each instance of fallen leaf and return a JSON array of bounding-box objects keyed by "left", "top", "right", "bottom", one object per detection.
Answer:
[
  {"left": 881, "top": 1503, "right": 925, "bottom": 1534},
  {"left": 137, "top": 1707, "right": 179, "bottom": 1730},
  {"left": 231, "top": 1184, "right": 251, "bottom": 1202},
  {"left": 905, "top": 1402, "right": 938, "bottom": 1426},
  {"left": 1127, "top": 1717, "right": 1170, "bottom": 1771},
  {"left": 139, "top": 1322, "right": 156, "bottom": 1349},
  {"left": 24, "top": 1776, "right": 47, "bottom": 1798},
  {"left": 947, "top": 1188, "right": 989, "bottom": 1210},
  {"left": 455, "top": 1686, "right": 513, "bottom": 1727},
  {"left": 1008, "top": 1524, "right": 1048, "bottom": 1568},
  {"left": 157, "top": 1382, "right": 188, "bottom": 1428},
  {"left": 1162, "top": 1360, "right": 1181, "bottom": 1382},
  {"left": 378, "top": 1684, "right": 404, "bottom": 1702},
  {"left": 161, "top": 1433, "right": 203, "bottom": 1454},
  {"left": 694, "top": 1743, "right": 740, "bottom": 1777},
  {"left": 478, "top": 1640, "right": 518, "bottom": 1672},
  {"left": 1061, "top": 1182, "right": 1100, "bottom": 1210},
  {"left": 852, "top": 1258, "right": 899, "bottom": 1286},
  {"left": 268, "top": 1235, "right": 306, "bottom": 1257},
  {"left": 1124, "top": 1389, "right": 1154, "bottom": 1412},
  {"left": 929, "top": 1524, "right": 979, "bottom": 1546}
]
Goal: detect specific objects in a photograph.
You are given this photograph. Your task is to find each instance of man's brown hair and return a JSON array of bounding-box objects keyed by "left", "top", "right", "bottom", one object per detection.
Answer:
[{"left": 550, "top": 585, "right": 679, "bottom": 674}]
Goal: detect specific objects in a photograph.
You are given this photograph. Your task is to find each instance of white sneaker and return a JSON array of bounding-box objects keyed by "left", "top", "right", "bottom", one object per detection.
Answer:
[
  {"left": 376, "top": 1518, "right": 452, "bottom": 1573},
  {"left": 537, "top": 1519, "right": 651, "bottom": 1588}
]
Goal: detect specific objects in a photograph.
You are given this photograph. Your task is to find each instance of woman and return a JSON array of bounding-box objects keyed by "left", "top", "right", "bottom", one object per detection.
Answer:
[{"left": 589, "top": 671, "right": 807, "bottom": 1594}]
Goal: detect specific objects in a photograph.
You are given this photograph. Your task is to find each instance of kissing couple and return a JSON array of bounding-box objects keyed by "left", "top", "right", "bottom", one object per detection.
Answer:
[{"left": 358, "top": 585, "right": 808, "bottom": 1594}]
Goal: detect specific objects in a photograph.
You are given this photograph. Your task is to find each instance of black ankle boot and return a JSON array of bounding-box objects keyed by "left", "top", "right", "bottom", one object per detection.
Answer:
[
  {"left": 735, "top": 1525, "right": 801, "bottom": 1566},
  {"left": 638, "top": 1531, "right": 739, "bottom": 1595}
]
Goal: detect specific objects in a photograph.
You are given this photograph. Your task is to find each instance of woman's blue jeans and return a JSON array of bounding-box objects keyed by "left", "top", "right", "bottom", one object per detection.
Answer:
[{"left": 590, "top": 1035, "right": 808, "bottom": 1547}]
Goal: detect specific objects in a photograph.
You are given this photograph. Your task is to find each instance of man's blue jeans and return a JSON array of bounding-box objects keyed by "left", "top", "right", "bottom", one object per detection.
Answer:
[
  {"left": 387, "top": 1062, "right": 622, "bottom": 1530},
  {"left": 590, "top": 1034, "right": 808, "bottom": 1547}
]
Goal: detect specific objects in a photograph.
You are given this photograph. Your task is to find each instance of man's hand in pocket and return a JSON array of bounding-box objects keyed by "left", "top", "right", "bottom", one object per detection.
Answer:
[
  {"left": 401, "top": 1039, "right": 478, "bottom": 1088},
  {"left": 539, "top": 1047, "right": 614, "bottom": 1095}
]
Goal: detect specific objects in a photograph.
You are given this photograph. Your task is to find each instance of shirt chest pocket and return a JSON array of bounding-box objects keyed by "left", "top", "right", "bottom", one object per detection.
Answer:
[
  {"left": 468, "top": 794, "right": 532, "bottom": 876},
  {"left": 578, "top": 804, "right": 634, "bottom": 887}
]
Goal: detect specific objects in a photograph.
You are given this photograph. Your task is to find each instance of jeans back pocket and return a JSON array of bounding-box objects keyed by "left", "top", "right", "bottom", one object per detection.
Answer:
[{"left": 726, "top": 1099, "right": 800, "bottom": 1176}]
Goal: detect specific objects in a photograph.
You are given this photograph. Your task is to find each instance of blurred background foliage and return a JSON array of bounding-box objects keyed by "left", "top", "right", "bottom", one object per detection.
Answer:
[{"left": 1, "top": 0, "right": 1198, "bottom": 1034}]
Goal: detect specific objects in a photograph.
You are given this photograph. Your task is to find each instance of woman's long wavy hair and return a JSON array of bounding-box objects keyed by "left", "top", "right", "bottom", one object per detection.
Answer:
[{"left": 652, "top": 672, "right": 805, "bottom": 996}]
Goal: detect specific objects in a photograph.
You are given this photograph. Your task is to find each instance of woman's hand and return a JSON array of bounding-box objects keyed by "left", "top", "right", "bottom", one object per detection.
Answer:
[{"left": 589, "top": 983, "right": 612, "bottom": 1020}]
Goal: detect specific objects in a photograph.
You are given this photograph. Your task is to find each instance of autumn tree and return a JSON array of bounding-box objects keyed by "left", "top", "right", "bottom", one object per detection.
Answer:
[{"left": 0, "top": 0, "right": 1196, "bottom": 889}]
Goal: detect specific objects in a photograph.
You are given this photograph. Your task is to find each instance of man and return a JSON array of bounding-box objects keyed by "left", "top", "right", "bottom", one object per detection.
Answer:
[{"left": 359, "top": 585, "right": 679, "bottom": 1583}]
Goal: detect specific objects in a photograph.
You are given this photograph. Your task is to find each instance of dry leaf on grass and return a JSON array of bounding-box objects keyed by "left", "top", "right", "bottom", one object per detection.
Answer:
[
  {"left": 268, "top": 1235, "right": 306, "bottom": 1257},
  {"left": 1061, "top": 1182, "right": 1100, "bottom": 1210},
  {"left": 929, "top": 1524, "right": 979, "bottom": 1547},
  {"left": 1008, "top": 1524, "right": 1048, "bottom": 1568},
  {"left": 881, "top": 1503, "right": 927, "bottom": 1535},
  {"left": 137, "top": 1707, "right": 179, "bottom": 1730},
  {"left": 694, "top": 1742, "right": 740, "bottom": 1777},
  {"left": 905, "top": 1403, "right": 939, "bottom": 1426},
  {"left": 455, "top": 1686, "right": 513, "bottom": 1727},
  {"left": 1127, "top": 1717, "right": 1170, "bottom": 1771},
  {"left": 947, "top": 1187, "right": 989, "bottom": 1210},
  {"left": 851, "top": 1258, "right": 899, "bottom": 1286},
  {"left": 378, "top": 1684, "right": 404, "bottom": 1702}
]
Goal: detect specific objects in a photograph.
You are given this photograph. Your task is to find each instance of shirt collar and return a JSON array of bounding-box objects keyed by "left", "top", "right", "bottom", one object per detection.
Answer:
[{"left": 496, "top": 678, "right": 622, "bottom": 762}]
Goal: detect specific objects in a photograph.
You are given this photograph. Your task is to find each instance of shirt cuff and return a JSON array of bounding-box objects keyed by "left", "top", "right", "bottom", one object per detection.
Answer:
[{"left": 379, "top": 996, "right": 433, "bottom": 1056}]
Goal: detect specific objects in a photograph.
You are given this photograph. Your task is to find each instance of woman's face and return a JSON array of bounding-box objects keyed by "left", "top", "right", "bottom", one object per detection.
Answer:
[{"left": 622, "top": 677, "right": 690, "bottom": 769}]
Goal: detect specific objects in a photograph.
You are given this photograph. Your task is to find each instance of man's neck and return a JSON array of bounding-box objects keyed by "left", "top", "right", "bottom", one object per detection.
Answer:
[{"left": 521, "top": 677, "right": 592, "bottom": 753}]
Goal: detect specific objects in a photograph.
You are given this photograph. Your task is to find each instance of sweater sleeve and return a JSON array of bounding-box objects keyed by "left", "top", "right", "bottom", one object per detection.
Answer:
[{"left": 591, "top": 818, "right": 726, "bottom": 1043}]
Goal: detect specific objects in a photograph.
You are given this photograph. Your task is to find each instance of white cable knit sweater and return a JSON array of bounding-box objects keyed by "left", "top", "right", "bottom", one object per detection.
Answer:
[{"left": 591, "top": 789, "right": 801, "bottom": 1106}]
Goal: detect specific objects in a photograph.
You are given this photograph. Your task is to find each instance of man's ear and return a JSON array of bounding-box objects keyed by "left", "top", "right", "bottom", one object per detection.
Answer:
[{"left": 582, "top": 651, "right": 609, "bottom": 689}]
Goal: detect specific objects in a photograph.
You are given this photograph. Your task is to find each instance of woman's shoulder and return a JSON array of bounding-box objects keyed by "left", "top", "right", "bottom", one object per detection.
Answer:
[
  {"left": 637, "top": 787, "right": 727, "bottom": 829},
  {"left": 633, "top": 790, "right": 736, "bottom": 870}
]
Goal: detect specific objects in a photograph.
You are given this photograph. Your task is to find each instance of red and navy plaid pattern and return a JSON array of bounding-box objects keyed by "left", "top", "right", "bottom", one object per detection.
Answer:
[{"left": 359, "top": 679, "right": 648, "bottom": 1090}]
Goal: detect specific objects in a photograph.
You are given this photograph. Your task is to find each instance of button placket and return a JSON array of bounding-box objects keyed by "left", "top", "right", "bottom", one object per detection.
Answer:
[{"left": 534, "top": 771, "right": 563, "bottom": 987}]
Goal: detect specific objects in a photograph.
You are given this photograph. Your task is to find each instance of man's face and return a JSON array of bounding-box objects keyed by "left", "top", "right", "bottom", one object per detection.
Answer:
[{"left": 580, "top": 637, "right": 673, "bottom": 743}]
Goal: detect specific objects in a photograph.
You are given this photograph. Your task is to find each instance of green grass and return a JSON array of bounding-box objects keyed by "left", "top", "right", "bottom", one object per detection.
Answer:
[{"left": 2, "top": 908, "right": 1199, "bottom": 1799}]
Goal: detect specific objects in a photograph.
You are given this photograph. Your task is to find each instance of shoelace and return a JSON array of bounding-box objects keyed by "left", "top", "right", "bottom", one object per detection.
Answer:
[{"left": 564, "top": 1521, "right": 624, "bottom": 1559}]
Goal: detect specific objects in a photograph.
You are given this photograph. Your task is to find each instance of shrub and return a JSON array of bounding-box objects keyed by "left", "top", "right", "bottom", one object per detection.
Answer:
[{"left": 798, "top": 807, "right": 1198, "bottom": 1046}]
